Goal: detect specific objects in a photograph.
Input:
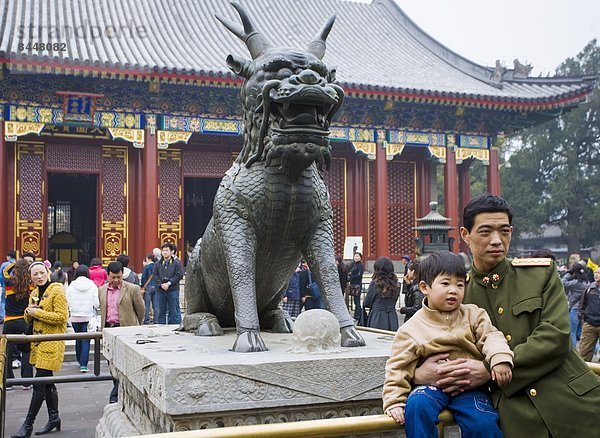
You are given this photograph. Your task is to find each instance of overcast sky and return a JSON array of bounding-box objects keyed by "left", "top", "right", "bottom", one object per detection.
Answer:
[{"left": 391, "top": 0, "right": 599, "bottom": 76}]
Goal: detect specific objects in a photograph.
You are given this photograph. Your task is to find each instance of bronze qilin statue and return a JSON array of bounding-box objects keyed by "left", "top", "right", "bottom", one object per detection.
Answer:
[{"left": 183, "top": 2, "right": 365, "bottom": 352}]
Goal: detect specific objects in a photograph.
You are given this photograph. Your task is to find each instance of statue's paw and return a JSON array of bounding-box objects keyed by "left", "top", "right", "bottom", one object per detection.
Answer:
[
  {"left": 271, "top": 316, "right": 294, "bottom": 333},
  {"left": 232, "top": 330, "right": 268, "bottom": 353},
  {"left": 197, "top": 320, "right": 224, "bottom": 336},
  {"left": 340, "top": 325, "right": 366, "bottom": 347}
]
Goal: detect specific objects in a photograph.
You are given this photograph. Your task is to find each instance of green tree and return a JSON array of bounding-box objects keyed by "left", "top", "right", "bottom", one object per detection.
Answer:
[{"left": 503, "top": 40, "right": 600, "bottom": 253}]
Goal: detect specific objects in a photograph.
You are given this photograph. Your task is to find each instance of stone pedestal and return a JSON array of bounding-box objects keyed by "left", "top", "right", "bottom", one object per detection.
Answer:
[{"left": 95, "top": 326, "right": 399, "bottom": 437}]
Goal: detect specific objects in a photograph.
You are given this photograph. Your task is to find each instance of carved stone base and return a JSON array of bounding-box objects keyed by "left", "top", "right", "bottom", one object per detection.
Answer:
[{"left": 95, "top": 326, "right": 459, "bottom": 437}]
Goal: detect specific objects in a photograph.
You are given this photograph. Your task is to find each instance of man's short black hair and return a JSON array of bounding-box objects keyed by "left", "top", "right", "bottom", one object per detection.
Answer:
[
  {"left": 462, "top": 193, "right": 514, "bottom": 232},
  {"left": 418, "top": 251, "right": 466, "bottom": 286},
  {"left": 116, "top": 254, "right": 130, "bottom": 267},
  {"left": 6, "top": 250, "right": 16, "bottom": 259},
  {"left": 107, "top": 261, "right": 123, "bottom": 275},
  {"left": 146, "top": 254, "right": 157, "bottom": 262},
  {"left": 161, "top": 242, "right": 177, "bottom": 253}
]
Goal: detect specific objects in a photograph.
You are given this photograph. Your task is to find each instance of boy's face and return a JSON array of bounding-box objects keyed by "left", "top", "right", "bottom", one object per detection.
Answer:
[{"left": 419, "top": 273, "right": 465, "bottom": 312}]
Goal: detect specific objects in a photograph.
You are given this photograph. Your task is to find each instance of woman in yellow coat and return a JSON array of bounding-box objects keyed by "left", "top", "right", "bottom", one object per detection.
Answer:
[{"left": 12, "top": 261, "right": 67, "bottom": 438}]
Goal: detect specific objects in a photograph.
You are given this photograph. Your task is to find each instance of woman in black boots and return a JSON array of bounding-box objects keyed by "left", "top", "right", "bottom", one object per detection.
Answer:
[{"left": 12, "top": 261, "right": 67, "bottom": 438}]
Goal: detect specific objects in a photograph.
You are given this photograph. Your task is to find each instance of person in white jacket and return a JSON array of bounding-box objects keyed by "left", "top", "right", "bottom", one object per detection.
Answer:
[{"left": 65, "top": 265, "right": 99, "bottom": 372}]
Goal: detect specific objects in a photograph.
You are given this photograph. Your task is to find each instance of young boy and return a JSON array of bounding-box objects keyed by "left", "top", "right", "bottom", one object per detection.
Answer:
[{"left": 383, "top": 251, "right": 513, "bottom": 437}]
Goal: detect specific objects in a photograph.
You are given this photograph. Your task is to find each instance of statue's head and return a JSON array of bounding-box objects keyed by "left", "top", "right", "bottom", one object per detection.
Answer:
[{"left": 217, "top": 2, "right": 343, "bottom": 180}]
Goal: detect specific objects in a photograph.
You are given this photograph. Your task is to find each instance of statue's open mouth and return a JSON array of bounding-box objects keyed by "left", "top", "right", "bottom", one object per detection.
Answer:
[
  {"left": 246, "top": 80, "right": 344, "bottom": 169},
  {"left": 271, "top": 87, "right": 339, "bottom": 136}
]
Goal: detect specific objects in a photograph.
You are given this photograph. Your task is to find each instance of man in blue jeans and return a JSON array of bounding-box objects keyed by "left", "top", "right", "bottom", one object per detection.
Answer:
[
  {"left": 140, "top": 254, "right": 157, "bottom": 324},
  {"left": 152, "top": 243, "right": 184, "bottom": 325}
]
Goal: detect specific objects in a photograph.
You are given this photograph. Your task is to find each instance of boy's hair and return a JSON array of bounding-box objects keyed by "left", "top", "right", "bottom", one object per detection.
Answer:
[
  {"left": 6, "top": 250, "right": 16, "bottom": 259},
  {"left": 146, "top": 254, "right": 157, "bottom": 263},
  {"left": 90, "top": 258, "right": 102, "bottom": 267},
  {"left": 116, "top": 254, "right": 130, "bottom": 267},
  {"left": 462, "top": 193, "right": 513, "bottom": 232},
  {"left": 107, "top": 261, "right": 123, "bottom": 275},
  {"left": 418, "top": 251, "right": 467, "bottom": 286}
]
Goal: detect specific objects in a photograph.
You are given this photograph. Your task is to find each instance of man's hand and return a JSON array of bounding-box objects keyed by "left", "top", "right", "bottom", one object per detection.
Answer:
[
  {"left": 491, "top": 363, "right": 512, "bottom": 386},
  {"left": 161, "top": 282, "right": 170, "bottom": 291},
  {"left": 413, "top": 354, "right": 490, "bottom": 395},
  {"left": 413, "top": 353, "right": 450, "bottom": 385},
  {"left": 386, "top": 406, "right": 405, "bottom": 425},
  {"left": 436, "top": 358, "right": 491, "bottom": 395}
]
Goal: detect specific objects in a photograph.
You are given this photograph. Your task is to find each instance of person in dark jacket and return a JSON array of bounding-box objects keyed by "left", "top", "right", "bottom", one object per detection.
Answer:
[
  {"left": 336, "top": 255, "right": 348, "bottom": 295},
  {"left": 140, "top": 254, "right": 157, "bottom": 324},
  {"left": 561, "top": 261, "right": 590, "bottom": 346},
  {"left": 152, "top": 243, "right": 184, "bottom": 324},
  {"left": 364, "top": 256, "right": 399, "bottom": 331},
  {"left": 2, "top": 259, "right": 33, "bottom": 389},
  {"left": 282, "top": 263, "right": 307, "bottom": 318},
  {"left": 302, "top": 261, "right": 324, "bottom": 310},
  {"left": 578, "top": 267, "right": 600, "bottom": 361},
  {"left": 348, "top": 252, "right": 364, "bottom": 322},
  {"left": 399, "top": 259, "right": 424, "bottom": 322}
]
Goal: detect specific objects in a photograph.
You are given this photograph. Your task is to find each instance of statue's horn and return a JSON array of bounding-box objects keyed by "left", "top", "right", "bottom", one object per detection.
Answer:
[
  {"left": 306, "top": 15, "right": 336, "bottom": 60},
  {"left": 215, "top": 1, "right": 271, "bottom": 59}
]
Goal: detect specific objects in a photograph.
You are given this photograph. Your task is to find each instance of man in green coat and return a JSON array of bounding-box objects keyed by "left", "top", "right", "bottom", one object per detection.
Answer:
[{"left": 414, "top": 194, "right": 600, "bottom": 437}]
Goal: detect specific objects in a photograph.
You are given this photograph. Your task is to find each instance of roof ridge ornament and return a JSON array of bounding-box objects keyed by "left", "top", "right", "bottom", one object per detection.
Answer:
[
  {"left": 490, "top": 60, "right": 507, "bottom": 85},
  {"left": 513, "top": 58, "right": 533, "bottom": 79},
  {"left": 215, "top": 2, "right": 271, "bottom": 59}
]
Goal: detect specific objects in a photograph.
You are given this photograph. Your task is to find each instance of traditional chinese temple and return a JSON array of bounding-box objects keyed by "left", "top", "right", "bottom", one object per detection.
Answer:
[{"left": 0, "top": 0, "right": 593, "bottom": 270}]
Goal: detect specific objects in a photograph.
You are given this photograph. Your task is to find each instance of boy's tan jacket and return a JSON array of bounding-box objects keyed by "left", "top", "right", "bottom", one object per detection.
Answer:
[{"left": 382, "top": 302, "right": 513, "bottom": 412}]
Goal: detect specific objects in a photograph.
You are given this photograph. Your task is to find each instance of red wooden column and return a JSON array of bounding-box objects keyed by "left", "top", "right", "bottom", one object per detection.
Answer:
[
  {"left": 374, "top": 141, "right": 389, "bottom": 257},
  {"left": 444, "top": 146, "right": 459, "bottom": 252},
  {"left": 0, "top": 122, "right": 7, "bottom": 253},
  {"left": 133, "top": 149, "right": 144, "bottom": 271},
  {"left": 457, "top": 160, "right": 472, "bottom": 252},
  {"left": 417, "top": 153, "right": 432, "bottom": 218},
  {"left": 356, "top": 157, "right": 368, "bottom": 244},
  {"left": 346, "top": 155, "right": 358, "bottom": 235},
  {"left": 487, "top": 148, "right": 501, "bottom": 195},
  {"left": 143, "top": 128, "right": 159, "bottom": 250}
]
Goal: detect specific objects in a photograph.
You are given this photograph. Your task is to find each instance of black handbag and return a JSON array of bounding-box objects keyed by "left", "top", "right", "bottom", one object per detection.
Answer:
[
  {"left": 307, "top": 271, "right": 321, "bottom": 299},
  {"left": 348, "top": 284, "right": 362, "bottom": 297}
]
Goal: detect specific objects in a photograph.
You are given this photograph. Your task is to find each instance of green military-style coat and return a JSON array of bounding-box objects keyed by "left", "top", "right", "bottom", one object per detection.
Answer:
[{"left": 466, "top": 257, "right": 600, "bottom": 438}]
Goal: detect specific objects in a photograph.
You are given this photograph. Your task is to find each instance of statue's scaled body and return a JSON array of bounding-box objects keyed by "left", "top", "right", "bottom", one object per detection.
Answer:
[{"left": 183, "top": 2, "right": 365, "bottom": 352}]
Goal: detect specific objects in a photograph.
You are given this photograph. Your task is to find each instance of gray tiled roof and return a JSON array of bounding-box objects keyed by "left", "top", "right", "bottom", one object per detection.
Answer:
[{"left": 0, "top": 0, "right": 592, "bottom": 103}]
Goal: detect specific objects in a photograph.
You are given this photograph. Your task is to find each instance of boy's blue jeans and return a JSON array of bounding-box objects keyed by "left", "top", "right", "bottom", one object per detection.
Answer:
[{"left": 404, "top": 386, "right": 502, "bottom": 438}]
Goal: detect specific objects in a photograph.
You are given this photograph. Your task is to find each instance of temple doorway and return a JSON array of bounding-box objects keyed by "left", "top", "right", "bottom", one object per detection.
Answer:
[
  {"left": 47, "top": 173, "right": 98, "bottom": 266},
  {"left": 183, "top": 178, "right": 220, "bottom": 259}
]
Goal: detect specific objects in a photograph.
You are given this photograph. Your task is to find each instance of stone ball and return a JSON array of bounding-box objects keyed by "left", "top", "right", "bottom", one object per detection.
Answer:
[{"left": 290, "top": 309, "right": 341, "bottom": 353}]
